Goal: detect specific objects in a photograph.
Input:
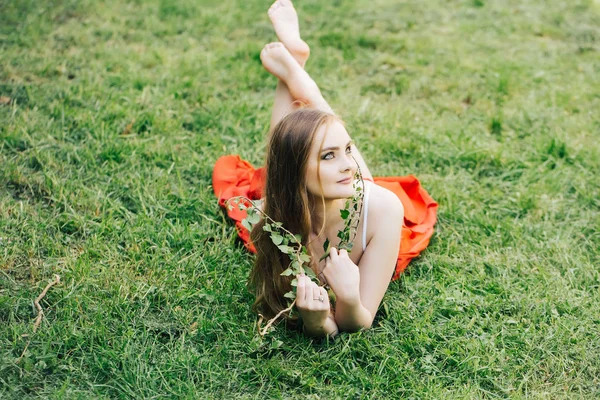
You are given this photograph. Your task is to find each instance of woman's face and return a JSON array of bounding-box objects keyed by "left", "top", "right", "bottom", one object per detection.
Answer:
[{"left": 305, "top": 120, "right": 357, "bottom": 199}]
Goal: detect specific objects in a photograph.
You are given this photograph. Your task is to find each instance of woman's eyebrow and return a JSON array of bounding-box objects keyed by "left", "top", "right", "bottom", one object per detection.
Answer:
[{"left": 320, "top": 140, "right": 353, "bottom": 152}]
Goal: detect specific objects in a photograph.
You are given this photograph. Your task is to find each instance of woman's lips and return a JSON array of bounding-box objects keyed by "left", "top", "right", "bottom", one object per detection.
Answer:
[{"left": 337, "top": 177, "right": 352, "bottom": 184}]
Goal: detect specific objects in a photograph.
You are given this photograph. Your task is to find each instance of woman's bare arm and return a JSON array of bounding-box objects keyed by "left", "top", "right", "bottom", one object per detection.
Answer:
[
  {"left": 334, "top": 187, "right": 404, "bottom": 329},
  {"left": 359, "top": 188, "right": 404, "bottom": 316}
]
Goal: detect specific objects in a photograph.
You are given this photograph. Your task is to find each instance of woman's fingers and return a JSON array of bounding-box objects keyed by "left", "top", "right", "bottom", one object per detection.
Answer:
[
  {"left": 310, "top": 283, "right": 328, "bottom": 309},
  {"left": 303, "top": 277, "right": 318, "bottom": 302},
  {"left": 324, "top": 247, "right": 351, "bottom": 277},
  {"left": 295, "top": 274, "right": 331, "bottom": 311},
  {"left": 304, "top": 276, "right": 313, "bottom": 302},
  {"left": 320, "top": 286, "right": 329, "bottom": 306},
  {"left": 329, "top": 247, "right": 339, "bottom": 261},
  {"left": 296, "top": 275, "right": 330, "bottom": 310},
  {"left": 324, "top": 256, "right": 332, "bottom": 271},
  {"left": 312, "top": 284, "right": 321, "bottom": 302}
]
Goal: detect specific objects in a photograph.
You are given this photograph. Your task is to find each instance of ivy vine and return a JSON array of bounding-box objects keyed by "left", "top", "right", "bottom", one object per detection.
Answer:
[{"left": 226, "top": 159, "right": 364, "bottom": 335}]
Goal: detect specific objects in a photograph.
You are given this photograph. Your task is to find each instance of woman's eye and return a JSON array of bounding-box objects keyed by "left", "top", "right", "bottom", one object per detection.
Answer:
[
  {"left": 345, "top": 146, "right": 352, "bottom": 154},
  {"left": 322, "top": 152, "right": 334, "bottom": 160}
]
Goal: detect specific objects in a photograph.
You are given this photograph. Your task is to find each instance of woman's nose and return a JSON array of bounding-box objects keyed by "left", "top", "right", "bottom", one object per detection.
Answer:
[{"left": 340, "top": 155, "right": 353, "bottom": 172}]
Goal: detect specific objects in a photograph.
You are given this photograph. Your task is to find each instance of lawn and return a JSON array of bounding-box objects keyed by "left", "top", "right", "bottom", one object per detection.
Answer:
[{"left": 1, "top": 0, "right": 599, "bottom": 398}]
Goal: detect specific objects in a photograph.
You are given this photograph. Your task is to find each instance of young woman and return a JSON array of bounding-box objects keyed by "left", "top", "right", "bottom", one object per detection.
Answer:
[{"left": 213, "top": 0, "right": 437, "bottom": 337}]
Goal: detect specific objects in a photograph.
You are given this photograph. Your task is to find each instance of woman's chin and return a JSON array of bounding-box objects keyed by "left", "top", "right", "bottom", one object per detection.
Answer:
[
  {"left": 310, "top": 186, "right": 356, "bottom": 200},
  {"left": 329, "top": 189, "right": 355, "bottom": 199}
]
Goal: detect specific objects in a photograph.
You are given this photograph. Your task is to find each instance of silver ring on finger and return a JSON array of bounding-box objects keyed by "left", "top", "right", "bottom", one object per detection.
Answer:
[{"left": 319, "top": 287, "right": 328, "bottom": 303}]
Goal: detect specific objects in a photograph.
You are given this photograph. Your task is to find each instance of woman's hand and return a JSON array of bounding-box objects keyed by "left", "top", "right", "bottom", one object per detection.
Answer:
[
  {"left": 321, "top": 248, "right": 361, "bottom": 304},
  {"left": 296, "top": 275, "right": 331, "bottom": 335}
]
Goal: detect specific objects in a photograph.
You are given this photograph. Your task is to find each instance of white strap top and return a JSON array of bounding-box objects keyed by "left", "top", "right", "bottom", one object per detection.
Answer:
[{"left": 362, "top": 180, "right": 371, "bottom": 252}]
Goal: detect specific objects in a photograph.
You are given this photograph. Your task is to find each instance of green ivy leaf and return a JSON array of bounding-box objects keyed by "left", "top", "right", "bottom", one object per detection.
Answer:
[
  {"left": 340, "top": 242, "right": 354, "bottom": 251},
  {"left": 303, "top": 266, "right": 317, "bottom": 280},
  {"left": 300, "top": 253, "right": 311, "bottom": 263},
  {"left": 277, "top": 245, "right": 294, "bottom": 254},
  {"left": 340, "top": 209, "right": 350, "bottom": 219},
  {"left": 291, "top": 278, "right": 298, "bottom": 287},
  {"left": 319, "top": 238, "right": 331, "bottom": 261},
  {"left": 247, "top": 210, "right": 261, "bottom": 225},
  {"left": 284, "top": 291, "right": 296, "bottom": 299},
  {"left": 280, "top": 268, "right": 293, "bottom": 276},
  {"left": 270, "top": 233, "right": 283, "bottom": 245},
  {"left": 241, "top": 219, "right": 252, "bottom": 231},
  {"left": 262, "top": 224, "right": 272, "bottom": 232}
]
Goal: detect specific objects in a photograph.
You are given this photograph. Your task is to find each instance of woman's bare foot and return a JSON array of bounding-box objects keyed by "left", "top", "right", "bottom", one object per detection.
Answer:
[
  {"left": 260, "top": 42, "right": 301, "bottom": 82},
  {"left": 260, "top": 42, "right": 319, "bottom": 104},
  {"left": 268, "top": 0, "right": 310, "bottom": 67}
]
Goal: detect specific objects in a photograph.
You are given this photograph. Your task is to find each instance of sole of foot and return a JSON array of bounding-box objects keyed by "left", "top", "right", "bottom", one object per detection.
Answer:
[
  {"left": 260, "top": 42, "right": 303, "bottom": 83},
  {"left": 268, "top": 0, "right": 310, "bottom": 67}
]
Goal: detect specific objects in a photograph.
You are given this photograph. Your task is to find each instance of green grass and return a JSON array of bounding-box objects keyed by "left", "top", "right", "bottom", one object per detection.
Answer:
[{"left": 1, "top": 0, "right": 599, "bottom": 398}]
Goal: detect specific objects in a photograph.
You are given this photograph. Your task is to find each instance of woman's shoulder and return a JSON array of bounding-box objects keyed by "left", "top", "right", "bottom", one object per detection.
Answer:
[
  {"left": 367, "top": 182, "right": 404, "bottom": 222},
  {"left": 361, "top": 181, "right": 404, "bottom": 250}
]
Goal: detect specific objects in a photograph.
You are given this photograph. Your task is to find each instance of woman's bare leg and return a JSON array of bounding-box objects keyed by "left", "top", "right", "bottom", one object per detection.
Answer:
[
  {"left": 262, "top": 43, "right": 333, "bottom": 117},
  {"left": 261, "top": 42, "right": 374, "bottom": 180},
  {"left": 268, "top": 0, "right": 327, "bottom": 130},
  {"left": 271, "top": 81, "right": 296, "bottom": 131},
  {"left": 264, "top": 1, "right": 374, "bottom": 180}
]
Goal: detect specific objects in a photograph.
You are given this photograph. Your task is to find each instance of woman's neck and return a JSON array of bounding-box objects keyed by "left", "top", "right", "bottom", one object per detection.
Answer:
[{"left": 310, "top": 197, "right": 345, "bottom": 234}]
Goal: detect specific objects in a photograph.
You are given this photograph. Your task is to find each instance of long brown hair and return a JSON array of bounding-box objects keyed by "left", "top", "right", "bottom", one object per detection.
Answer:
[{"left": 248, "top": 108, "right": 337, "bottom": 325}]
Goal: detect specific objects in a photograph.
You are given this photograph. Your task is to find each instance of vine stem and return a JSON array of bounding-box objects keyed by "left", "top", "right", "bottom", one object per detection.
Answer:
[
  {"left": 258, "top": 299, "right": 296, "bottom": 336},
  {"left": 350, "top": 161, "right": 365, "bottom": 243},
  {"left": 226, "top": 167, "right": 363, "bottom": 336},
  {"left": 228, "top": 196, "right": 305, "bottom": 266},
  {"left": 338, "top": 158, "right": 365, "bottom": 250},
  {"left": 228, "top": 197, "right": 307, "bottom": 335}
]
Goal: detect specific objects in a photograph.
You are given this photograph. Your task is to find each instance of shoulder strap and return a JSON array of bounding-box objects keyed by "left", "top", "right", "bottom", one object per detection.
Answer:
[{"left": 362, "top": 181, "right": 371, "bottom": 252}]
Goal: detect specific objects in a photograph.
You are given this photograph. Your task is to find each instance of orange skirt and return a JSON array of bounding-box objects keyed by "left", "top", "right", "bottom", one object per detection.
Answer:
[{"left": 212, "top": 155, "right": 438, "bottom": 280}]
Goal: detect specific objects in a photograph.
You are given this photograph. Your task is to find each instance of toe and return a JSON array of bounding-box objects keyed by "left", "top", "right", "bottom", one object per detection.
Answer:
[{"left": 268, "top": 1, "right": 281, "bottom": 13}]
